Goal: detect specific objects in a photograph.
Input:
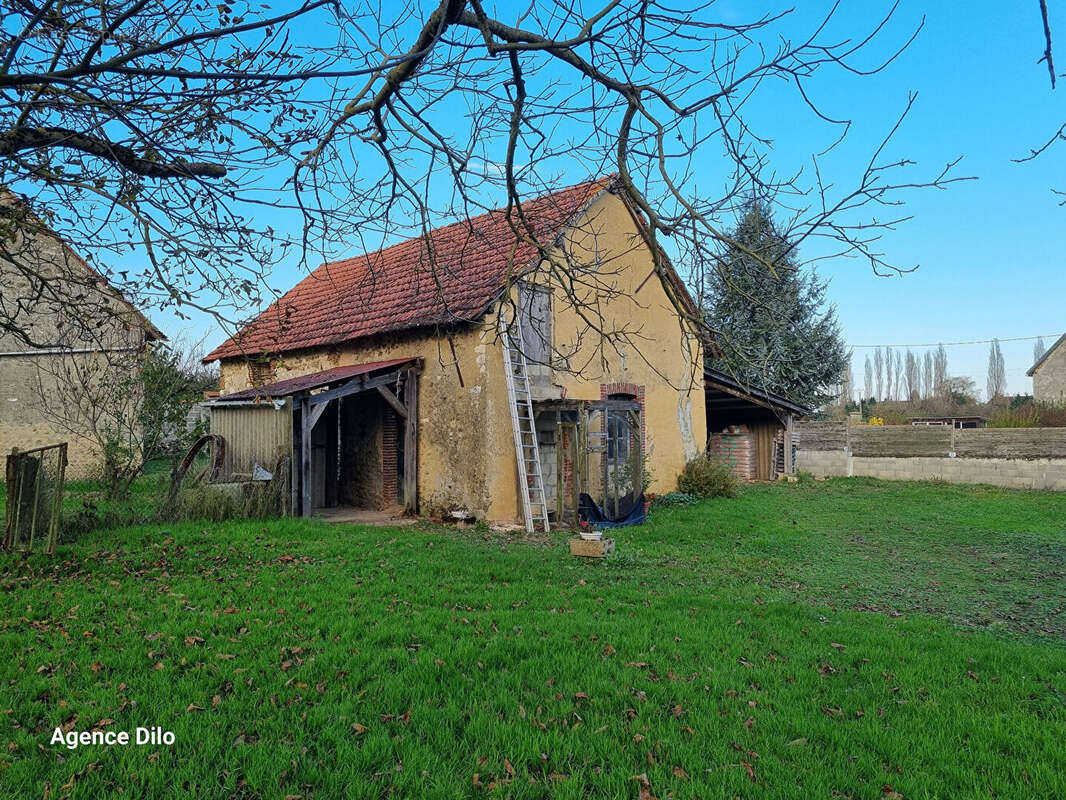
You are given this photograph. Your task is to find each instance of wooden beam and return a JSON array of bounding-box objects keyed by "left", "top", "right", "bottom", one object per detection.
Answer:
[
  {"left": 308, "top": 369, "right": 407, "bottom": 408},
  {"left": 376, "top": 384, "right": 408, "bottom": 418},
  {"left": 300, "top": 397, "right": 312, "bottom": 517},
  {"left": 308, "top": 400, "right": 329, "bottom": 430},
  {"left": 403, "top": 368, "right": 419, "bottom": 513}
]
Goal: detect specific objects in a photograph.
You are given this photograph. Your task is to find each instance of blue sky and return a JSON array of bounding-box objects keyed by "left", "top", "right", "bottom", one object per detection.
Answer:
[
  {"left": 170, "top": 1, "right": 1063, "bottom": 397},
  {"left": 780, "top": 1, "right": 1065, "bottom": 396}
]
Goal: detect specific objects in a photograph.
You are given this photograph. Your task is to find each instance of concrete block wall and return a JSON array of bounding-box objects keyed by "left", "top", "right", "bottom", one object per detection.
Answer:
[{"left": 796, "top": 449, "right": 1066, "bottom": 491}]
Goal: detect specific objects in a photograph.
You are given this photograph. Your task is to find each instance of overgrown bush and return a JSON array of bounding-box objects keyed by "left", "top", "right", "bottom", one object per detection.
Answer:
[
  {"left": 1036, "top": 403, "right": 1066, "bottom": 427},
  {"left": 988, "top": 407, "right": 1040, "bottom": 428},
  {"left": 676, "top": 454, "right": 738, "bottom": 498},
  {"left": 61, "top": 471, "right": 287, "bottom": 538}
]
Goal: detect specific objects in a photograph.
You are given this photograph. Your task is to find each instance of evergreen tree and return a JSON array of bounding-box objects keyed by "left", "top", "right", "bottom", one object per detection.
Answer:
[{"left": 704, "top": 201, "right": 848, "bottom": 409}]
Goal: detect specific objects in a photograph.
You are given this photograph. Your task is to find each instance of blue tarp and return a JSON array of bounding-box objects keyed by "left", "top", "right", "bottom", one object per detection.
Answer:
[{"left": 578, "top": 493, "right": 647, "bottom": 529}]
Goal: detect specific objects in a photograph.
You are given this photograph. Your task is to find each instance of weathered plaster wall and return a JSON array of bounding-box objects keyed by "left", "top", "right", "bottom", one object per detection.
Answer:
[
  {"left": 521, "top": 190, "right": 707, "bottom": 495},
  {"left": 1033, "top": 342, "right": 1066, "bottom": 405},
  {"left": 218, "top": 324, "right": 512, "bottom": 520}
]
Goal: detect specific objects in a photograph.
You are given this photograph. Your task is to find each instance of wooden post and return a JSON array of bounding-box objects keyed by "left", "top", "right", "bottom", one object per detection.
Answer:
[
  {"left": 27, "top": 454, "right": 43, "bottom": 550},
  {"left": 289, "top": 400, "right": 299, "bottom": 517},
  {"left": 3, "top": 449, "right": 17, "bottom": 550},
  {"left": 783, "top": 414, "right": 794, "bottom": 474},
  {"left": 402, "top": 368, "right": 419, "bottom": 513},
  {"left": 47, "top": 444, "right": 67, "bottom": 555},
  {"left": 300, "top": 396, "right": 312, "bottom": 517}
]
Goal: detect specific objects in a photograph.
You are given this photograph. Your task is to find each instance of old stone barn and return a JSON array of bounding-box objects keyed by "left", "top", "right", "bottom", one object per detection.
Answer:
[
  {"left": 203, "top": 177, "right": 707, "bottom": 529},
  {"left": 0, "top": 195, "right": 162, "bottom": 477}
]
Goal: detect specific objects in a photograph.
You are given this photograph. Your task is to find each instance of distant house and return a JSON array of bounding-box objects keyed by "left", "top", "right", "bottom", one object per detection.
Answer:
[
  {"left": 202, "top": 176, "right": 707, "bottom": 529},
  {"left": 909, "top": 415, "right": 987, "bottom": 429},
  {"left": 1028, "top": 333, "right": 1066, "bottom": 405},
  {"left": 0, "top": 199, "right": 163, "bottom": 475}
]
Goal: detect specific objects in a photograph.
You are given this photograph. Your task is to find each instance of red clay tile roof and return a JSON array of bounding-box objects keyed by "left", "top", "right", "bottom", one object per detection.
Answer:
[
  {"left": 219, "top": 358, "right": 415, "bottom": 400},
  {"left": 204, "top": 177, "right": 614, "bottom": 362}
]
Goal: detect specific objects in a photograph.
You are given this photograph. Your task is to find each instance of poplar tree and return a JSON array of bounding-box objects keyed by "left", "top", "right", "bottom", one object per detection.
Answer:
[{"left": 987, "top": 339, "right": 1006, "bottom": 401}]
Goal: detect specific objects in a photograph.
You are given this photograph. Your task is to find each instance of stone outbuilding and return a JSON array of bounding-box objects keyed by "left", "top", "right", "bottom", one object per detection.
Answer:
[
  {"left": 0, "top": 199, "right": 163, "bottom": 476},
  {"left": 1028, "top": 333, "right": 1066, "bottom": 405},
  {"left": 203, "top": 176, "right": 707, "bottom": 528}
]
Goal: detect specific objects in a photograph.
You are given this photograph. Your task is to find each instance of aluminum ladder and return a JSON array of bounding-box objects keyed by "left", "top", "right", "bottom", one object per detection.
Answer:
[{"left": 499, "top": 307, "right": 550, "bottom": 533}]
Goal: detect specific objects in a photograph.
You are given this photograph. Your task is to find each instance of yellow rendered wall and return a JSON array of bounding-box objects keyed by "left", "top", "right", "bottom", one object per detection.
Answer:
[
  {"left": 218, "top": 324, "right": 520, "bottom": 521},
  {"left": 217, "top": 190, "right": 704, "bottom": 523},
  {"left": 503, "top": 190, "right": 707, "bottom": 499}
]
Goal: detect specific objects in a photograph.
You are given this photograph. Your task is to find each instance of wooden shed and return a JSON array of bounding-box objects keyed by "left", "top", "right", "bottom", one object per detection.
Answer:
[{"left": 704, "top": 367, "right": 809, "bottom": 480}]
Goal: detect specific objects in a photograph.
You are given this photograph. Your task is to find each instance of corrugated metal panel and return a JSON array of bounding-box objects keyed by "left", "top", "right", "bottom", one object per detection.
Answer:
[{"left": 210, "top": 399, "right": 293, "bottom": 480}]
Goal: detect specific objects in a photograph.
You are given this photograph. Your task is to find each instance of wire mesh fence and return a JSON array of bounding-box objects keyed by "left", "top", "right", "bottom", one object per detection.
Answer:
[{"left": 3, "top": 443, "right": 68, "bottom": 555}]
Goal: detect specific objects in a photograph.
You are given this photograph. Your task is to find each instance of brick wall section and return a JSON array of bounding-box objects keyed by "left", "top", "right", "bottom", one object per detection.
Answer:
[
  {"left": 708, "top": 429, "right": 755, "bottom": 481},
  {"left": 381, "top": 410, "right": 398, "bottom": 506},
  {"left": 600, "top": 382, "right": 646, "bottom": 454}
]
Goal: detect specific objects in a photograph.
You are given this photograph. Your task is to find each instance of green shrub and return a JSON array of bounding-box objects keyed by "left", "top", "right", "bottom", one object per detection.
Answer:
[
  {"left": 676, "top": 454, "right": 738, "bottom": 498},
  {"left": 652, "top": 491, "right": 700, "bottom": 507}
]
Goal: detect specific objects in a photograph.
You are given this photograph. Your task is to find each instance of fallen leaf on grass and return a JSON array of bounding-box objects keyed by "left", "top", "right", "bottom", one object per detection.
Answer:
[
  {"left": 185, "top": 704, "right": 205, "bottom": 713},
  {"left": 351, "top": 723, "right": 368, "bottom": 735},
  {"left": 630, "top": 773, "right": 656, "bottom": 800},
  {"left": 882, "top": 785, "right": 903, "bottom": 799},
  {"left": 672, "top": 766, "right": 689, "bottom": 780},
  {"left": 741, "top": 760, "right": 756, "bottom": 782}
]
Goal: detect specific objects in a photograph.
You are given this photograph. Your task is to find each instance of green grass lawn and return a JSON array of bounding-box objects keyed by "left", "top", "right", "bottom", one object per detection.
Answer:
[{"left": 2, "top": 478, "right": 1065, "bottom": 798}]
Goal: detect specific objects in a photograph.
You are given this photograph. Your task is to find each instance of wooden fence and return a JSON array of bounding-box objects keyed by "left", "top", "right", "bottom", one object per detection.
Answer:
[{"left": 796, "top": 423, "right": 1066, "bottom": 460}]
